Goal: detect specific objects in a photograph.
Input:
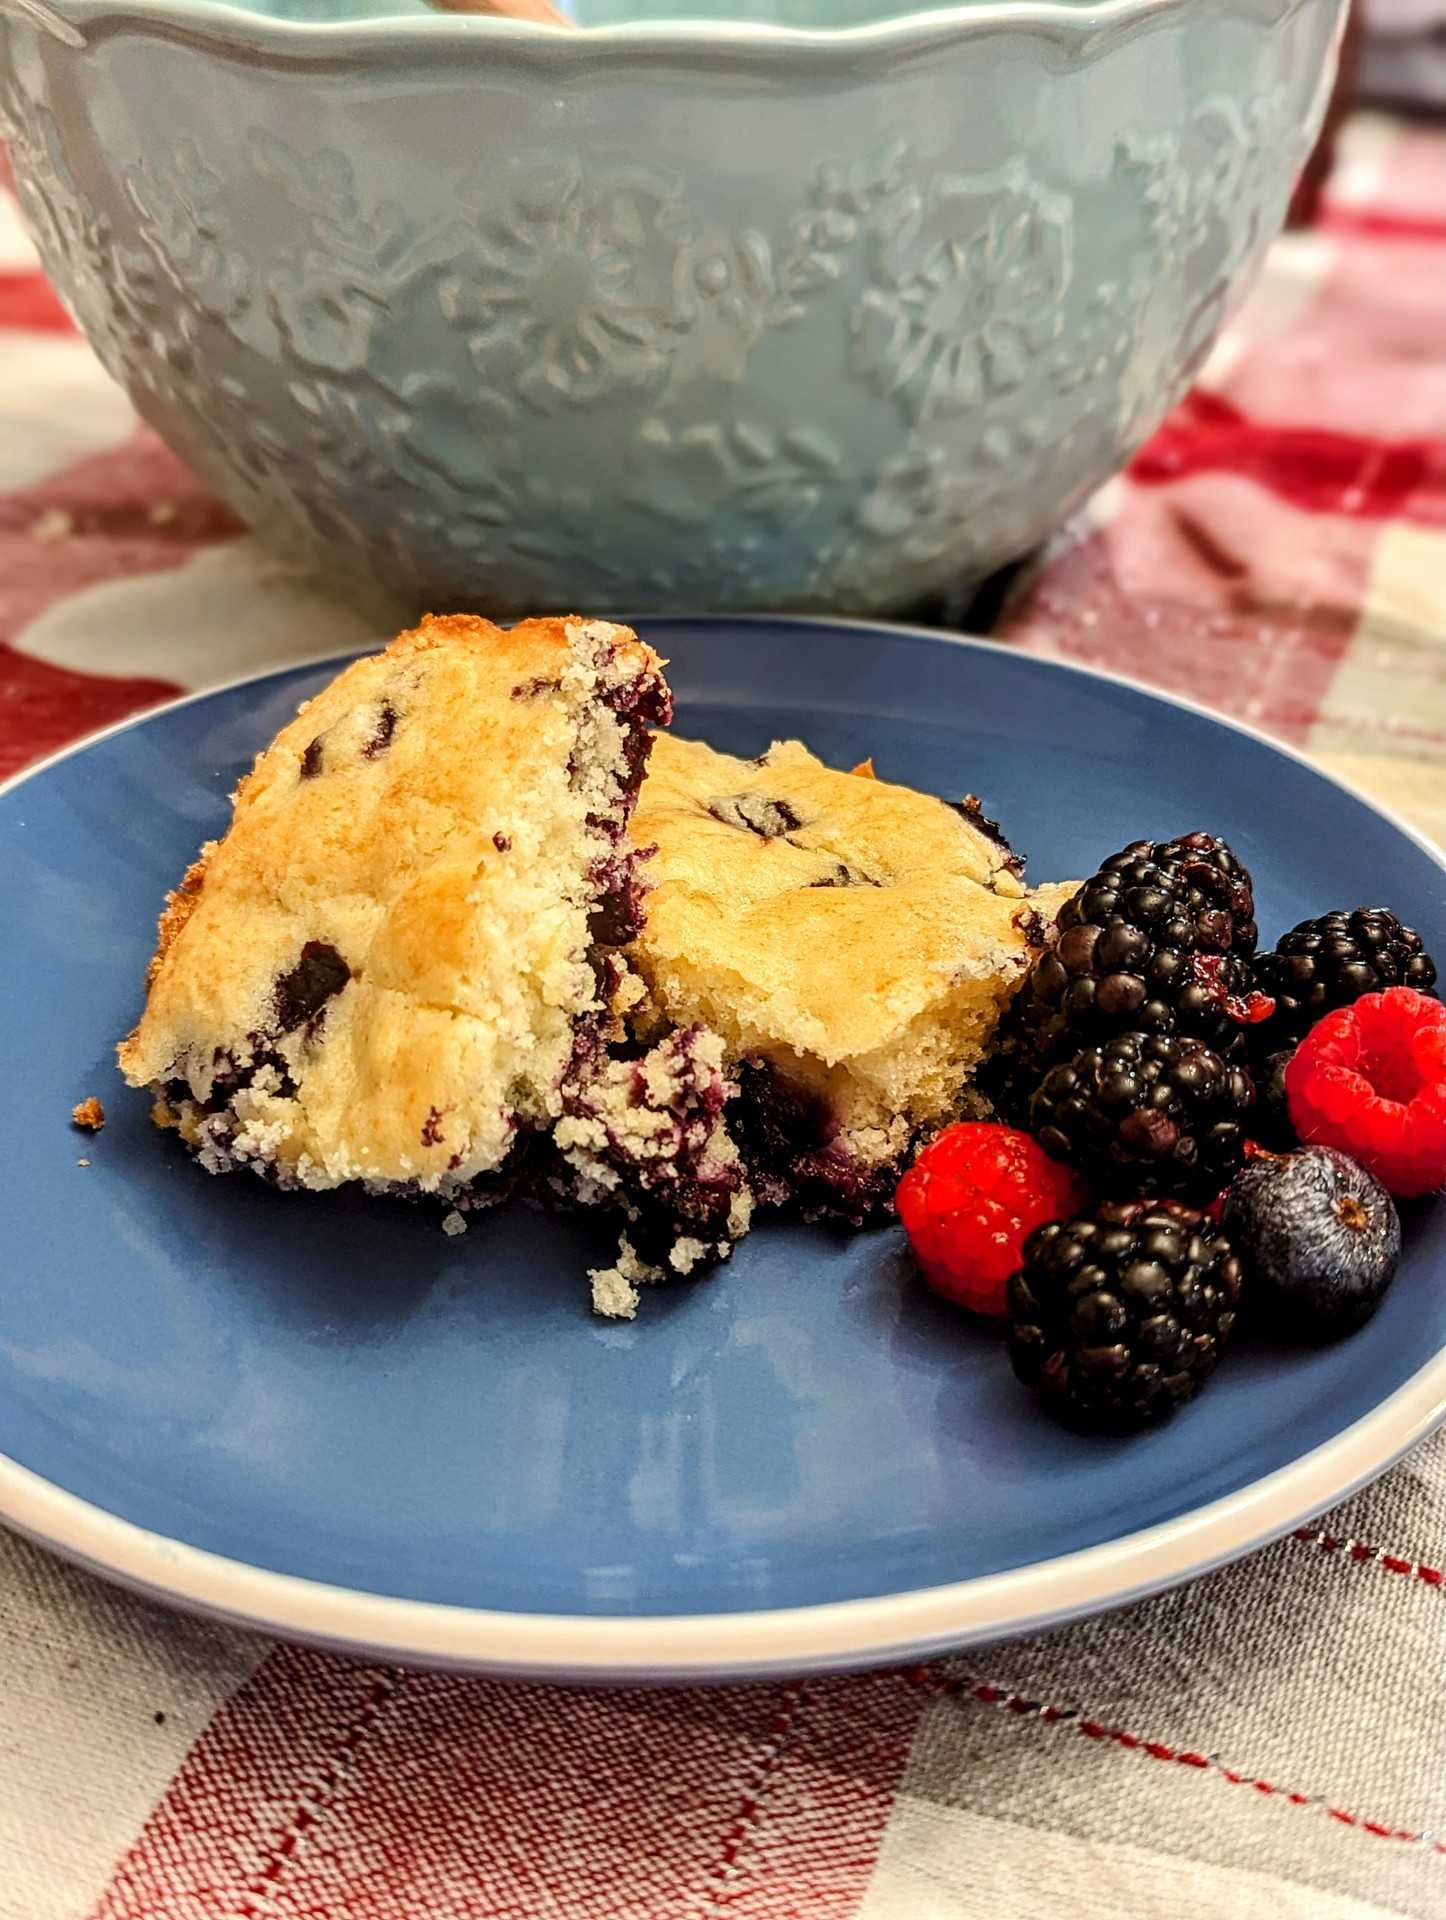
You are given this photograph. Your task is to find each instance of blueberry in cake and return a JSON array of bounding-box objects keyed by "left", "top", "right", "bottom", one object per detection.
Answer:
[
  {"left": 118, "top": 615, "right": 671, "bottom": 1207},
  {"left": 623, "top": 732, "right": 1076, "bottom": 1225},
  {"left": 119, "top": 626, "right": 1081, "bottom": 1320},
  {"left": 547, "top": 1024, "right": 754, "bottom": 1319}
]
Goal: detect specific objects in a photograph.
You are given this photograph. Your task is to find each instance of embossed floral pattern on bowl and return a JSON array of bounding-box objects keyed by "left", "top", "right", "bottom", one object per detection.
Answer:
[{"left": 0, "top": 0, "right": 1345, "bottom": 614}]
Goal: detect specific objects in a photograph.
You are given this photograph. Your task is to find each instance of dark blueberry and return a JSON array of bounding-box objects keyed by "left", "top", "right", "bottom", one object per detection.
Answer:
[
  {"left": 587, "top": 850, "right": 648, "bottom": 947},
  {"left": 787, "top": 1140, "right": 901, "bottom": 1226},
  {"left": 1222, "top": 1147, "right": 1400, "bottom": 1341},
  {"left": 273, "top": 941, "right": 350, "bottom": 1031},
  {"left": 732, "top": 1058, "right": 831, "bottom": 1208},
  {"left": 734, "top": 1059, "right": 831, "bottom": 1159},
  {"left": 299, "top": 735, "right": 325, "bottom": 779},
  {"left": 624, "top": 1206, "right": 730, "bottom": 1278},
  {"left": 362, "top": 701, "right": 397, "bottom": 759},
  {"left": 617, "top": 722, "right": 654, "bottom": 806},
  {"left": 493, "top": 832, "right": 512, "bottom": 854},
  {"left": 706, "top": 792, "right": 804, "bottom": 839},
  {"left": 729, "top": 1058, "right": 899, "bottom": 1224},
  {"left": 421, "top": 1106, "right": 445, "bottom": 1148}
]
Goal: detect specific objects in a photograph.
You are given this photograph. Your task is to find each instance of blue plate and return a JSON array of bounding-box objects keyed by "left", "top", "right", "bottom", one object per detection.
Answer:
[{"left": 2, "top": 616, "right": 1444, "bottom": 1682}]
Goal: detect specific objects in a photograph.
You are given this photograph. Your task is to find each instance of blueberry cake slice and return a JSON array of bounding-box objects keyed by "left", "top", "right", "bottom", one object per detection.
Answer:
[
  {"left": 626, "top": 733, "right": 1076, "bottom": 1222},
  {"left": 118, "top": 615, "right": 671, "bottom": 1203}
]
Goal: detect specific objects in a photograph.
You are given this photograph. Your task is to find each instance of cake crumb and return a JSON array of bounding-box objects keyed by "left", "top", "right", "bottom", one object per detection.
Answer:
[
  {"left": 77, "top": 1158, "right": 90, "bottom": 1168},
  {"left": 442, "top": 1209, "right": 468, "bottom": 1237},
  {"left": 589, "top": 1235, "right": 665, "bottom": 1319},
  {"left": 71, "top": 1096, "right": 105, "bottom": 1132},
  {"left": 589, "top": 1266, "right": 640, "bottom": 1319}
]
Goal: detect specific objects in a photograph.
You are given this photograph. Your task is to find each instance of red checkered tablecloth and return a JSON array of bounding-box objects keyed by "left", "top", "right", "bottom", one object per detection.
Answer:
[{"left": 2, "top": 114, "right": 1444, "bottom": 1920}]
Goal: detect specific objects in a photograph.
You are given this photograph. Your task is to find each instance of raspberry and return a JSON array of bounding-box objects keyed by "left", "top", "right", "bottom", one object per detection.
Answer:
[
  {"left": 1285, "top": 987, "right": 1446, "bottom": 1197},
  {"left": 897, "top": 1123, "right": 1090, "bottom": 1317}
]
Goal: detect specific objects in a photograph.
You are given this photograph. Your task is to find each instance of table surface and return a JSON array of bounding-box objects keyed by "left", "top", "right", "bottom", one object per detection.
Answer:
[{"left": 2, "top": 113, "right": 1444, "bottom": 1920}]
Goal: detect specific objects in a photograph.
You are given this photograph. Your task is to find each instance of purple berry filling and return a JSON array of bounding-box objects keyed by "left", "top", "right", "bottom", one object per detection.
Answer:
[
  {"left": 600, "top": 664, "right": 674, "bottom": 730},
  {"left": 706, "top": 792, "right": 804, "bottom": 839},
  {"left": 273, "top": 941, "right": 350, "bottom": 1032},
  {"left": 733, "top": 1057, "right": 905, "bottom": 1225},
  {"left": 1012, "top": 905, "right": 1053, "bottom": 950},
  {"left": 542, "top": 1026, "right": 745, "bottom": 1261},
  {"left": 361, "top": 702, "right": 397, "bottom": 759},
  {"left": 808, "top": 862, "right": 882, "bottom": 890},
  {"left": 951, "top": 793, "right": 1025, "bottom": 879},
  {"left": 587, "top": 848, "right": 653, "bottom": 948}
]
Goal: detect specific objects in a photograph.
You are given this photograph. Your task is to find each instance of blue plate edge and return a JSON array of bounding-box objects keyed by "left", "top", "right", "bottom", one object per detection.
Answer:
[
  {"left": 0, "top": 1349, "right": 1439, "bottom": 1684},
  {"left": 3, "top": 613, "right": 1443, "bottom": 1681}
]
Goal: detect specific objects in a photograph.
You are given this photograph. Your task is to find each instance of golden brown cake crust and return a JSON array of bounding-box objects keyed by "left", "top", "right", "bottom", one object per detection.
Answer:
[
  {"left": 627, "top": 732, "right": 1077, "bottom": 1160},
  {"left": 631, "top": 733, "right": 1036, "bottom": 1058},
  {"left": 145, "top": 856, "right": 208, "bottom": 992},
  {"left": 118, "top": 614, "right": 667, "bottom": 1194}
]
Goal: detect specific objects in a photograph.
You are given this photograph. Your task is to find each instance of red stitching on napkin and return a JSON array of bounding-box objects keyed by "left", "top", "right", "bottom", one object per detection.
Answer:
[
  {"left": 699, "top": 1680, "right": 808, "bottom": 1912},
  {"left": 232, "top": 1669, "right": 406, "bottom": 1916},
  {"left": 901, "top": 1667, "right": 1446, "bottom": 1858},
  {"left": 93, "top": 1653, "right": 921, "bottom": 1918},
  {"left": 1292, "top": 1526, "right": 1445, "bottom": 1592}
]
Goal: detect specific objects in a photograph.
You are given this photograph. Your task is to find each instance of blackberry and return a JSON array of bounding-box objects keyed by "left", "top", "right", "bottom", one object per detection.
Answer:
[
  {"left": 1252, "top": 1048, "right": 1299, "bottom": 1151},
  {"left": 1152, "top": 831, "right": 1258, "bottom": 954},
  {"left": 1003, "top": 835, "right": 1265, "bottom": 1102},
  {"left": 1253, "top": 909, "right": 1437, "bottom": 1050},
  {"left": 1007, "top": 1199, "right": 1244, "bottom": 1432},
  {"left": 1030, "top": 1032, "right": 1255, "bottom": 1198}
]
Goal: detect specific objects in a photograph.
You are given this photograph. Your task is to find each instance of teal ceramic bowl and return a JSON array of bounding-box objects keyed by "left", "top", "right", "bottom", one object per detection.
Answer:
[{"left": 0, "top": 0, "right": 1343, "bottom": 614}]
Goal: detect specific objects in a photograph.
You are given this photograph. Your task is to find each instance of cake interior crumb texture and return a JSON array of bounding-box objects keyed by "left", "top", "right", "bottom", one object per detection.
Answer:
[
  {"left": 116, "top": 619, "right": 1080, "bottom": 1317},
  {"left": 623, "top": 731, "right": 1076, "bottom": 1225},
  {"left": 118, "top": 614, "right": 671, "bottom": 1201}
]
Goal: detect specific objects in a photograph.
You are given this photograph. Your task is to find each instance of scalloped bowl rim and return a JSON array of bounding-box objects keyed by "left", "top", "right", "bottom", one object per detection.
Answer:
[{"left": 9, "top": 0, "right": 1318, "bottom": 60}]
